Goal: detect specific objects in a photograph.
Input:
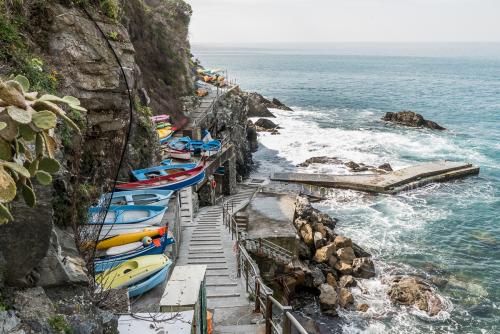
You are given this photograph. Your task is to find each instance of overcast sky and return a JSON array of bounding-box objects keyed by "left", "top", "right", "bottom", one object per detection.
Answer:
[{"left": 186, "top": 0, "right": 500, "bottom": 44}]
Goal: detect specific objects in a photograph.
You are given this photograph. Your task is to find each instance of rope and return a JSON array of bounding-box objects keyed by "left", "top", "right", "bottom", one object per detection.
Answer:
[{"left": 80, "top": 5, "right": 134, "bottom": 277}]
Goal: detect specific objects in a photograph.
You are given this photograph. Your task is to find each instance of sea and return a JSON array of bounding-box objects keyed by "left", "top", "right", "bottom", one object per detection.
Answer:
[{"left": 192, "top": 43, "right": 500, "bottom": 334}]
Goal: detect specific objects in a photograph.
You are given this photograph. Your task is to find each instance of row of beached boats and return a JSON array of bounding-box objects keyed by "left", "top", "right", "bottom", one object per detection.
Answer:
[{"left": 87, "top": 115, "right": 221, "bottom": 298}]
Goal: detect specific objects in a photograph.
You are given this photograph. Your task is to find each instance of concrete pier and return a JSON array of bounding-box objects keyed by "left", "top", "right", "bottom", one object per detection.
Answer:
[{"left": 271, "top": 161, "right": 479, "bottom": 194}]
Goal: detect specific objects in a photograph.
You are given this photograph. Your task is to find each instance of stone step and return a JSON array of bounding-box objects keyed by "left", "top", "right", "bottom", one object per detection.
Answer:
[
  {"left": 207, "top": 292, "right": 240, "bottom": 299},
  {"left": 188, "top": 259, "right": 227, "bottom": 264}
]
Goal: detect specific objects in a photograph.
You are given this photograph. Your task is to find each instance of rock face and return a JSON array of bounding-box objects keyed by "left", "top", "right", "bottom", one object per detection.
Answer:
[
  {"left": 246, "top": 120, "right": 258, "bottom": 152},
  {"left": 271, "top": 98, "right": 293, "bottom": 111},
  {"left": 388, "top": 276, "right": 443, "bottom": 316},
  {"left": 382, "top": 111, "right": 446, "bottom": 130}
]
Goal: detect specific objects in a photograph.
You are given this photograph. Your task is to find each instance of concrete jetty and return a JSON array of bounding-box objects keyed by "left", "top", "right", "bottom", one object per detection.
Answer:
[{"left": 271, "top": 161, "right": 479, "bottom": 194}]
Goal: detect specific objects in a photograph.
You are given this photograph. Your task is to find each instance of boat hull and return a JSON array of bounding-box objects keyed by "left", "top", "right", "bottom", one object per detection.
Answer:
[
  {"left": 99, "top": 190, "right": 174, "bottom": 207},
  {"left": 96, "top": 254, "right": 169, "bottom": 289},
  {"left": 128, "top": 260, "right": 172, "bottom": 297},
  {"left": 94, "top": 213, "right": 165, "bottom": 239},
  {"left": 117, "top": 167, "right": 206, "bottom": 192}
]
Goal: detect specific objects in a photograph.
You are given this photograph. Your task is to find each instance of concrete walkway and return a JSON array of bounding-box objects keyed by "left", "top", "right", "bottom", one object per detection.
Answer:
[{"left": 176, "top": 186, "right": 264, "bottom": 333}]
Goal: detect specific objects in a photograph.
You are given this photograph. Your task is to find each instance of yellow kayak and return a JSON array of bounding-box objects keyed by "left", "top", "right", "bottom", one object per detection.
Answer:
[
  {"left": 96, "top": 254, "right": 168, "bottom": 289},
  {"left": 157, "top": 127, "right": 173, "bottom": 139},
  {"left": 96, "top": 227, "right": 166, "bottom": 250}
]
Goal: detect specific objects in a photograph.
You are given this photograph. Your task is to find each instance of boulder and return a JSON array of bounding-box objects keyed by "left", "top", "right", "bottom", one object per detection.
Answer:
[
  {"left": 309, "top": 266, "right": 325, "bottom": 288},
  {"left": 313, "top": 243, "right": 336, "bottom": 263},
  {"left": 328, "top": 255, "right": 338, "bottom": 268},
  {"left": 297, "top": 156, "right": 343, "bottom": 167},
  {"left": 352, "top": 257, "right": 376, "bottom": 279},
  {"left": 310, "top": 210, "right": 337, "bottom": 230},
  {"left": 352, "top": 242, "right": 372, "bottom": 258},
  {"left": 326, "top": 273, "right": 337, "bottom": 288},
  {"left": 294, "top": 218, "right": 308, "bottom": 229},
  {"left": 255, "top": 118, "right": 278, "bottom": 130},
  {"left": 314, "top": 232, "right": 327, "bottom": 249},
  {"left": 294, "top": 196, "right": 314, "bottom": 219},
  {"left": 336, "top": 247, "right": 356, "bottom": 264},
  {"left": 377, "top": 163, "right": 393, "bottom": 172},
  {"left": 339, "top": 275, "right": 356, "bottom": 288},
  {"left": 382, "top": 111, "right": 446, "bottom": 130},
  {"left": 300, "top": 224, "right": 314, "bottom": 245},
  {"left": 318, "top": 284, "right": 337, "bottom": 315},
  {"left": 334, "top": 236, "right": 352, "bottom": 249},
  {"left": 35, "top": 226, "right": 88, "bottom": 287},
  {"left": 13, "top": 287, "right": 55, "bottom": 332},
  {"left": 338, "top": 288, "right": 354, "bottom": 308},
  {"left": 298, "top": 241, "right": 312, "bottom": 259},
  {"left": 357, "top": 303, "right": 369, "bottom": 312},
  {"left": 334, "top": 262, "right": 353, "bottom": 275},
  {"left": 388, "top": 276, "right": 443, "bottom": 316}
]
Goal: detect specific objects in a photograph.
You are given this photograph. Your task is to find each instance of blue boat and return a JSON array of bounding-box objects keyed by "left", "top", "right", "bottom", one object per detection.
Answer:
[
  {"left": 131, "top": 163, "right": 197, "bottom": 181},
  {"left": 99, "top": 190, "right": 174, "bottom": 207},
  {"left": 128, "top": 259, "right": 173, "bottom": 297},
  {"left": 168, "top": 137, "right": 221, "bottom": 155},
  {"left": 116, "top": 165, "right": 206, "bottom": 192},
  {"left": 94, "top": 235, "right": 175, "bottom": 272},
  {"left": 87, "top": 205, "right": 167, "bottom": 239}
]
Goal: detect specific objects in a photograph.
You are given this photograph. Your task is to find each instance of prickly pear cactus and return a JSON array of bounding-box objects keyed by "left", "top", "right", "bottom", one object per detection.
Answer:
[{"left": 0, "top": 75, "right": 83, "bottom": 224}]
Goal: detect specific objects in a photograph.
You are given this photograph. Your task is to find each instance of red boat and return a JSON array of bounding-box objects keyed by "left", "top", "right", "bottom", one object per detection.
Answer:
[{"left": 117, "top": 165, "right": 205, "bottom": 191}]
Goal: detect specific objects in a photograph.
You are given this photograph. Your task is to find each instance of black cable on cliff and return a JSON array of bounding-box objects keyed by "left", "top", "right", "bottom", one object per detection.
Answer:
[{"left": 81, "top": 5, "right": 134, "bottom": 275}]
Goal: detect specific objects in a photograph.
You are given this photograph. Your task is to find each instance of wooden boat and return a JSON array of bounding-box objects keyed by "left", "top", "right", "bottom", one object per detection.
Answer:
[
  {"left": 131, "top": 163, "right": 197, "bottom": 181},
  {"left": 94, "top": 235, "right": 174, "bottom": 272},
  {"left": 87, "top": 205, "right": 167, "bottom": 239},
  {"left": 96, "top": 226, "right": 167, "bottom": 250},
  {"left": 116, "top": 165, "right": 205, "bottom": 192},
  {"left": 169, "top": 137, "right": 221, "bottom": 156},
  {"left": 201, "top": 141, "right": 222, "bottom": 157},
  {"left": 128, "top": 258, "right": 172, "bottom": 297},
  {"left": 99, "top": 190, "right": 174, "bottom": 207},
  {"left": 157, "top": 127, "right": 173, "bottom": 140},
  {"left": 96, "top": 254, "right": 169, "bottom": 289}
]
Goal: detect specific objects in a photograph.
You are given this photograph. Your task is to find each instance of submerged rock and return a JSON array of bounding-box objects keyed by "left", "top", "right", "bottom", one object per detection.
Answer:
[
  {"left": 382, "top": 111, "right": 446, "bottom": 130},
  {"left": 297, "top": 156, "right": 343, "bottom": 167},
  {"left": 356, "top": 303, "right": 370, "bottom": 312},
  {"left": 377, "top": 163, "right": 393, "bottom": 172},
  {"left": 339, "top": 275, "right": 356, "bottom": 288},
  {"left": 388, "top": 276, "right": 443, "bottom": 316}
]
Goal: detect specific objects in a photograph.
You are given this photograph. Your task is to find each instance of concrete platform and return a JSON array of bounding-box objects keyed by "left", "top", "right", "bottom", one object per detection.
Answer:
[
  {"left": 271, "top": 161, "right": 479, "bottom": 194},
  {"left": 244, "top": 192, "right": 298, "bottom": 254}
]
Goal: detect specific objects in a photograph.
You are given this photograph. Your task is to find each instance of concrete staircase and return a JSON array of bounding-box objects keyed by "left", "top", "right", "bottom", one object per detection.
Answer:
[{"left": 177, "top": 187, "right": 258, "bottom": 310}]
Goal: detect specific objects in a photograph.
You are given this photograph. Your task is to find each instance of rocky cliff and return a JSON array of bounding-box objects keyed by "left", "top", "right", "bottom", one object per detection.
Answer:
[{"left": 0, "top": 0, "right": 194, "bottom": 332}]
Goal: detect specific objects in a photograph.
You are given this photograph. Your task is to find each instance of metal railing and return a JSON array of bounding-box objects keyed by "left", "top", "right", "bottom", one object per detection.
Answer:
[{"left": 221, "top": 200, "right": 308, "bottom": 334}]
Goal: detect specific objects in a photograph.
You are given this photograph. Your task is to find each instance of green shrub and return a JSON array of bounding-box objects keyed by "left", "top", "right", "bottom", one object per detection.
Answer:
[{"left": 48, "top": 315, "right": 73, "bottom": 334}]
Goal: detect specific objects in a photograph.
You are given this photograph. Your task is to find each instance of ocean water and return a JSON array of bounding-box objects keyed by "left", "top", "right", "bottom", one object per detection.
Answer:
[{"left": 193, "top": 44, "right": 500, "bottom": 334}]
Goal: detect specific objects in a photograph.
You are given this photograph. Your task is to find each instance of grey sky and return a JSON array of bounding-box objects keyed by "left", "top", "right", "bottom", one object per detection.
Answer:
[{"left": 186, "top": 0, "right": 500, "bottom": 43}]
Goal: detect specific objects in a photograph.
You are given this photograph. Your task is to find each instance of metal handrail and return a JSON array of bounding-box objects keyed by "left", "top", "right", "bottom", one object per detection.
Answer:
[{"left": 221, "top": 200, "right": 309, "bottom": 334}]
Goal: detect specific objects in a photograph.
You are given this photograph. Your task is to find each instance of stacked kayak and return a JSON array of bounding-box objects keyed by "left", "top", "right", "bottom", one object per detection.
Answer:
[
  {"left": 168, "top": 137, "right": 221, "bottom": 157},
  {"left": 87, "top": 205, "right": 167, "bottom": 239},
  {"left": 94, "top": 234, "right": 173, "bottom": 272},
  {"left": 96, "top": 254, "right": 172, "bottom": 297}
]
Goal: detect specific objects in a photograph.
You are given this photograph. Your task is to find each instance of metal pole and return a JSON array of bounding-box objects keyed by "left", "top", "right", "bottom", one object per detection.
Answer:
[
  {"left": 254, "top": 280, "right": 261, "bottom": 312},
  {"left": 244, "top": 261, "right": 249, "bottom": 293},
  {"left": 282, "top": 306, "right": 292, "bottom": 334},
  {"left": 265, "top": 295, "right": 273, "bottom": 334}
]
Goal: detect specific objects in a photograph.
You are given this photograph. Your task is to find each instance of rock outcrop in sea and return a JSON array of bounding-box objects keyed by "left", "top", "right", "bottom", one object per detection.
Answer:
[
  {"left": 244, "top": 92, "right": 293, "bottom": 117},
  {"left": 382, "top": 111, "right": 446, "bottom": 130},
  {"left": 288, "top": 196, "right": 375, "bottom": 316}
]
